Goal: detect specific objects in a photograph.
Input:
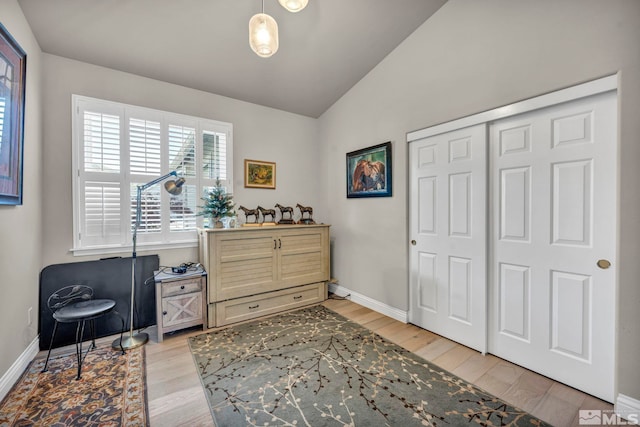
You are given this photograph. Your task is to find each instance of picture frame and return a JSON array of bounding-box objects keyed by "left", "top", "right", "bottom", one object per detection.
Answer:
[
  {"left": 244, "top": 159, "right": 276, "bottom": 189},
  {"left": 0, "top": 23, "right": 27, "bottom": 205},
  {"left": 346, "top": 141, "right": 392, "bottom": 198}
]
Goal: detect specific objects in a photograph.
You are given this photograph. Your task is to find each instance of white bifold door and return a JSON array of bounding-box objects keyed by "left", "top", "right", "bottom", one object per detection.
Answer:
[{"left": 409, "top": 90, "right": 617, "bottom": 402}]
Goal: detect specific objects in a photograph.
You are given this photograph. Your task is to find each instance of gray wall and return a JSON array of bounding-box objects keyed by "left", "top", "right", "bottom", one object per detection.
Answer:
[
  {"left": 319, "top": 0, "right": 640, "bottom": 402},
  {"left": 0, "top": 0, "right": 43, "bottom": 376},
  {"left": 41, "top": 54, "right": 322, "bottom": 268}
]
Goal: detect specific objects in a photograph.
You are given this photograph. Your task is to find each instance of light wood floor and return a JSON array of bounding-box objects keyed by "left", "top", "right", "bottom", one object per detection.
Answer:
[{"left": 141, "top": 298, "right": 614, "bottom": 426}]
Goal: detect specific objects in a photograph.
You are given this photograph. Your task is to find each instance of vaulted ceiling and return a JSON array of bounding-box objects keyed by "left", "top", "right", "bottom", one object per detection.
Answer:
[{"left": 18, "top": 0, "right": 447, "bottom": 117}]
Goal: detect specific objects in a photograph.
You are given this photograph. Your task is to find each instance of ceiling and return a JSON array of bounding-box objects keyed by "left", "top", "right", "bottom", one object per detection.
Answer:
[{"left": 17, "top": 0, "right": 447, "bottom": 118}]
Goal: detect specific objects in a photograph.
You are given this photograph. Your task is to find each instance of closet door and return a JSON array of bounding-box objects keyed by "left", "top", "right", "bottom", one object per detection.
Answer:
[
  {"left": 489, "top": 91, "right": 617, "bottom": 402},
  {"left": 409, "top": 124, "right": 487, "bottom": 353}
]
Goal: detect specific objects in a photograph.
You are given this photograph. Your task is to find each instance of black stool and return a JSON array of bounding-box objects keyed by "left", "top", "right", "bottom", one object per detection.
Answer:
[{"left": 42, "top": 285, "right": 124, "bottom": 380}]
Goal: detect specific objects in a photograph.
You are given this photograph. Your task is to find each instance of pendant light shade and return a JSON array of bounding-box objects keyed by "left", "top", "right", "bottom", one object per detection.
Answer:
[
  {"left": 249, "top": 12, "right": 279, "bottom": 58},
  {"left": 278, "top": 0, "right": 308, "bottom": 13}
]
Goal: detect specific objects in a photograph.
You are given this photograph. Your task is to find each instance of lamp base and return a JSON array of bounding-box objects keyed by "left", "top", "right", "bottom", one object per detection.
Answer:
[{"left": 112, "top": 332, "right": 149, "bottom": 350}]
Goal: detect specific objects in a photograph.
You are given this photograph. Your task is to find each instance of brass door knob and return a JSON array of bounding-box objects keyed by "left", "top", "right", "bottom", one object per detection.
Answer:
[
  {"left": 411, "top": 240, "right": 417, "bottom": 246},
  {"left": 597, "top": 259, "right": 611, "bottom": 269}
]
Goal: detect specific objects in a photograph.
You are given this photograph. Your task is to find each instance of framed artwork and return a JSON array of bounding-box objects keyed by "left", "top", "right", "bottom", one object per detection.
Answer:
[
  {"left": 0, "top": 23, "right": 27, "bottom": 205},
  {"left": 346, "top": 141, "right": 392, "bottom": 198},
  {"left": 244, "top": 159, "right": 276, "bottom": 189}
]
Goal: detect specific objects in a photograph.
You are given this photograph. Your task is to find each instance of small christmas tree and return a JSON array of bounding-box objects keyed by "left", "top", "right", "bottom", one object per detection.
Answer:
[{"left": 198, "top": 178, "right": 235, "bottom": 228}]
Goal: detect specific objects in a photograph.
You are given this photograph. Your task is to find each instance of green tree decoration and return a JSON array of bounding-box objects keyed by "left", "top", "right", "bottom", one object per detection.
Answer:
[{"left": 198, "top": 178, "right": 235, "bottom": 228}]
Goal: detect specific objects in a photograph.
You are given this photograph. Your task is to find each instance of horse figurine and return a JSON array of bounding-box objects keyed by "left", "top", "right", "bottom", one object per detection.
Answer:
[
  {"left": 238, "top": 206, "right": 259, "bottom": 224},
  {"left": 296, "top": 203, "right": 315, "bottom": 224},
  {"left": 257, "top": 206, "right": 276, "bottom": 223},
  {"left": 275, "top": 203, "right": 294, "bottom": 221}
]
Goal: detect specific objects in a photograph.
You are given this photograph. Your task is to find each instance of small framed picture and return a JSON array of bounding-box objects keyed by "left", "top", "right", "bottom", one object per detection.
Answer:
[
  {"left": 346, "top": 142, "right": 392, "bottom": 198},
  {"left": 244, "top": 159, "right": 276, "bottom": 189}
]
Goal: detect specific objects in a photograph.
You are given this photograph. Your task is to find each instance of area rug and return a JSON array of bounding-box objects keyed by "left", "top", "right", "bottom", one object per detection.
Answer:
[
  {"left": 189, "top": 305, "right": 548, "bottom": 426},
  {"left": 0, "top": 345, "right": 148, "bottom": 426}
]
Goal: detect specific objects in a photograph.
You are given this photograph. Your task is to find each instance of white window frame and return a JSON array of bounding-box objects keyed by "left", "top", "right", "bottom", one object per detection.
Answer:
[{"left": 71, "top": 95, "right": 233, "bottom": 256}]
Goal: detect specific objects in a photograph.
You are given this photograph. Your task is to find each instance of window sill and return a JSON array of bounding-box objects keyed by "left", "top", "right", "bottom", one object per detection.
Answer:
[{"left": 70, "top": 240, "right": 198, "bottom": 257}]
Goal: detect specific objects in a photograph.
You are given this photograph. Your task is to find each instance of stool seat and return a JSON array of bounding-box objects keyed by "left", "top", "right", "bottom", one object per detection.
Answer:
[{"left": 54, "top": 299, "right": 116, "bottom": 322}]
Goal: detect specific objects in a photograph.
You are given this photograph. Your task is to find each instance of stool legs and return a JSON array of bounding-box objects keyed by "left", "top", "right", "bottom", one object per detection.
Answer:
[
  {"left": 42, "top": 319, "right": 97, "bottom": 380},
  {"left": 41, "top": 320, "right": 59, "bottom": 373},
  {"left": 74, "top": 320, "right": 86, "bottom": 380}
]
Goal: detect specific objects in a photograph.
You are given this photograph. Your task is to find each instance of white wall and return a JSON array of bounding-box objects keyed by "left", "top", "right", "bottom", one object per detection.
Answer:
[
  {"left": 41, "top": 54, "right": 322, "bottom": 268},
  {"left": 320, "top": 0, "right": 640, "bottom": 402},
  {"left": 0, "top": 0, "right": 43, "bottom": 376}
]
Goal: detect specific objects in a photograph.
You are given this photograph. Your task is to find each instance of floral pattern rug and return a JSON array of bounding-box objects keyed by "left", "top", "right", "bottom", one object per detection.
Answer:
[
  {"left": 0, "top": 345, "right": 147, "bottom": 426},
  {"left": 189, "top": 305, "right": 548, "bottom": 426}
]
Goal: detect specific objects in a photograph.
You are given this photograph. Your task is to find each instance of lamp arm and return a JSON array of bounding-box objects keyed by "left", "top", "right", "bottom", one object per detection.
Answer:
[
  {"left": 133, "top": 170, "right": 181, "bottom": 254},
  {"left": 138, "top": 171, "right": 178, "bottom": 192}
]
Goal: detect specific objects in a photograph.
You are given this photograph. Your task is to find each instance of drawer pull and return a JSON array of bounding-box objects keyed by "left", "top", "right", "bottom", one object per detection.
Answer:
[
  {"left": 274, "top": 239, "right": 277, "bottom": 249},
  {"left": 293, "top": 295, "right": 302, "bottom": 300},
  {"left": 162, "top": 311, "right": 167, "bottom": 315},
  {"left": 279, "top": 239, "right": 282, "bottom": 249},
  {"left": 180, "top": 285, "right": 185, "bottom": 290},
  {"left": 249, "top": 304, "right": 260, "bottom": 309}
]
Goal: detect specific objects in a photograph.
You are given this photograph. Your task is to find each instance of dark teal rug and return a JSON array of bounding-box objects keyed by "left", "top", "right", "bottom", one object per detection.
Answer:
[{"left": 189, "top": 305, "right": 547, "bottom": 426}]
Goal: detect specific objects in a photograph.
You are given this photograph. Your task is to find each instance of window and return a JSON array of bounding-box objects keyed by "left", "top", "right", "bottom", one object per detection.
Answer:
[{"left": 72, "top": 95, "right": 233, "bottom": 255}]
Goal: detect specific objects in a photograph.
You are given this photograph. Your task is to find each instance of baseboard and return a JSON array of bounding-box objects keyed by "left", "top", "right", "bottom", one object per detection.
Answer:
[
  {"left": 616, "top": 393, "right": 640, "bottom": 423},
  {"left": 0, "top": 336, "right": 39, "bottom": 402},
  {"left": 328, "top": 283, "right": 408, "bottom": 323}
]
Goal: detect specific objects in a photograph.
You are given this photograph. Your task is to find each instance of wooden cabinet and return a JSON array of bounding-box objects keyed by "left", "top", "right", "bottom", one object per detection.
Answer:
[
  {"left": 154, "top": 270, "right": 207, "bottom": 342},
  {"left": 198, "top": 224, "right": 330, "bottom": 327}
]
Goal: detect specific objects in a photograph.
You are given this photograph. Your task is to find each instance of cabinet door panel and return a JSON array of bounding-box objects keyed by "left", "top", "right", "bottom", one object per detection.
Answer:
[
  {"left": 279, "top": 229, "right": 329, "bottom": 284},
  {"left": 162, "top": 293, "right": 203, "bottom": 327},
  {"left": 215, "top": 233, "right": 276, "bottom": 301}
]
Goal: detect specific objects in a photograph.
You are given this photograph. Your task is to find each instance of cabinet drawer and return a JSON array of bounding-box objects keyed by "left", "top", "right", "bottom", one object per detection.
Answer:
[
  {"left": 163, "top": 277, "right": 202, "bottom": 297},
  {"left": 216, "top": 282, "right": 326, "bottom": 326}
]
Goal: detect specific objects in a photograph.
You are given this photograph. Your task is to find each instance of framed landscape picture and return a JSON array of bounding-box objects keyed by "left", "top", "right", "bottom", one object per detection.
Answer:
[
  {"left": 346, "top": 141, "right": 392, "bottom": 198},
  {"left": 0, "top": 23, "right": 27, "bottom": 205},
  {"left": 244, "top": 159, "right": 276, "bottom": 189}
]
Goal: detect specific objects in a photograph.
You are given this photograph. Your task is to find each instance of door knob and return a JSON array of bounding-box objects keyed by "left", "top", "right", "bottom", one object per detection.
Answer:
[
  {"left": 411, "top": 240, "right": 416, "bottom": 246},
  {"left": 597, "top": 259, "right": 611, "bottom": 269}
]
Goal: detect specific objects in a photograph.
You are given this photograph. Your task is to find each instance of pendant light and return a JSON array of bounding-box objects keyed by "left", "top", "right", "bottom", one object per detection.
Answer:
[
  {"left": 278, "top": 0, "right": 308, "bottom": 13},
  {"left": 249, "top": 0, "right": 279, "bottom": 58}
]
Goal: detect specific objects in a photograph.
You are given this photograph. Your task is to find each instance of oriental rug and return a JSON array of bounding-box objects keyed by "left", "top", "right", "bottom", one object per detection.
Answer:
[
  {"left": 189, "top": 305, "right": 548, "bottom": 426},
  {"left": 0, "top": 345, "right": 148, "bottom": 426}
]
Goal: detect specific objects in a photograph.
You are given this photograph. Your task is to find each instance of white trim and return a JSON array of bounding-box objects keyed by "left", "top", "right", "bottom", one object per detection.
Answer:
[
  {"left": 328, "top": 283, "right": 408, "bottom": 323},
  {"left": 616, "top": 394, "right": 640, "bottom": 423},
  {"left": 70, "top": 239, "right": 198, "bottom": 257},
  {"left": 0, "top": 337, "right": 39, "bottom": 402},
  {"left": 407, "top": 74, "right": 618, "bottom": 142}
]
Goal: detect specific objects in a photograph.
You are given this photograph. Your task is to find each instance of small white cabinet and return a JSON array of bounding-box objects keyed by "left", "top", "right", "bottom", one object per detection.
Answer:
[{"left": 155, "top": 269, "right": 207, "bottom": 342}]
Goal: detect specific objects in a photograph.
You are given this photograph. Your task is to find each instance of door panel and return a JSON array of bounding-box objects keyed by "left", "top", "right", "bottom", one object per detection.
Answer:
[
  {"left": 489, "top": 91, "right": 616, "bottom": 402},
  {"left": 409, "top": 124, "right": 487, "bottom": 353}
]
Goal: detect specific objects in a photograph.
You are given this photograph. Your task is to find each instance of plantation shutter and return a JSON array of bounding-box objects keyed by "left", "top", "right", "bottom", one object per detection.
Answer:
[
  {"left": 129, "top": 117, "right": 162, "bottom": 236},
  {"left": 77, "top": 106, "right": 125, "bottom": 247},
  {"left": 201, "top": 128, "right": 232, "bottom": 201},
  {"left": 169, "top": 124, "right": 197, "bottom": 231},
  {"left": 72, "top": 95, "right": 233, "bottom": 253},
  {"left": 83, "top": 182, "right": 121, "bottom": 243},
  {"left": 202, "top": 131, "right": 227, "bottom": 181},
  {"left": 129, "top": 118, "right": 161, "bottom": 175}
]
